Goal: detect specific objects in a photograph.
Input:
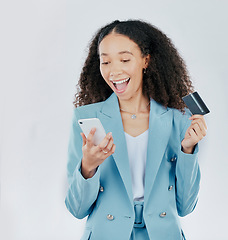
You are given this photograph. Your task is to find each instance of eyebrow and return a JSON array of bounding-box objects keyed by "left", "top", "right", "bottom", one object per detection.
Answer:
[{"left": 100, "top": 51, "right": 133, "bottom": 56}]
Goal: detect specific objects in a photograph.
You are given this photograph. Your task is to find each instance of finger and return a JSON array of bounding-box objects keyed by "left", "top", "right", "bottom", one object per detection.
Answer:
[
  {"left": 81, "top": 132, "right": 87, "bottom": 147},
  {"left": 106, "top": 143, "right": 116, "bottom": 156},
  {"left": 189, "top": 114, "right": 204, "bottom": 119},
  {"left": 98, "top": 132, "right": 113, "bottom": 150},
  {"left": 189, "top": 116, "right": 207, "bottom": 132},
  {"left": 107, "top": 138, "right": 114, "bottom": 151},
  {"left": 103, "top": 137, "right": 114, "bottom": 153},
  {"left": 101, "top": 143, "right": 116, "bottom": 157},
  {"left": 86, "top": 128, "right": 96, "bottom": 148},
  {"left": 191, "top": 123, "right": 203, "bottom": 139},
  {"left": 201, "top": 117, "right": 207, "bottom": 130},
  {"left": 191, "top": 120, "right": 207, "bottom": 136},
  {"left": 195, "top": 117, "right": 207, "bottom": 131},
  {"left": 188, "top": 128, "right": 198, "bottom": 143},
  {"left": 189, "top": 115, "right": 207, "bottom": 130}
]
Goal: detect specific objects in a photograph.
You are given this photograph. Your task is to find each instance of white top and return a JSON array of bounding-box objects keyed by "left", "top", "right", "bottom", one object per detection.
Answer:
[{"left": 124, "top": 130, "right": 149, "bottom": 201}]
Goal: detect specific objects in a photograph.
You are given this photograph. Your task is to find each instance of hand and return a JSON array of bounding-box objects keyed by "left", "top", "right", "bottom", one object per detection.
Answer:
[
  {"left": 181, "top": 115, "right": 207, "bottom": 154},
  {"left": 81, "top": 128, "right": 116, "bottom": 178}
]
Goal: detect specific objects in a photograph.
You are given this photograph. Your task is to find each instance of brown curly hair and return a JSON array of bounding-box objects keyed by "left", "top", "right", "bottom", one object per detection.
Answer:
[{"left": 74, "top": 19, "right": 194, "bottom": 111}]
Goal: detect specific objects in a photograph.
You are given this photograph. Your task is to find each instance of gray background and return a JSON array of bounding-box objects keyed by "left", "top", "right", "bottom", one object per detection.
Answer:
[{"left": 1, "top": 0, "right": 227, "bottom": 239}]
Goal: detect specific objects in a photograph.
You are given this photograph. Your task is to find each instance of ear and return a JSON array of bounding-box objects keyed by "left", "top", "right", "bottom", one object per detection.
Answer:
[{"left": 143, "top": 54, "right": 150, "bottom": 68}]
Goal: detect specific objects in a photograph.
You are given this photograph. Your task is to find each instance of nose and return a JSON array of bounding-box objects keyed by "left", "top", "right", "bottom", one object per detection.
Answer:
[
  {"left": 110, "top": 71, "right": 123, "bottom": 78},
  {"left": 109, "top": 64, "right": 123, "bottom": 78}
]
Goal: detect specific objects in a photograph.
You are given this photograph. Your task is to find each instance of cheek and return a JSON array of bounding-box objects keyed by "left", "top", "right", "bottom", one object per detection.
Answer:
[
  {"left": 127, "top": 65, "right": 142, "bottom": 77},
  {"left": 100, "top": 66, "right": 107, "bottom": 79},
  {"left": 127, "top": 60, "right": 143, "bottom": 74},
  {"left": 100, "top": 66, "right": 111, "bottom": 85}
]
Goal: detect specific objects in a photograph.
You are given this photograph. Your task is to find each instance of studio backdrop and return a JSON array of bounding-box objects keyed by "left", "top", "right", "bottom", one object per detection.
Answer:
[{"left": 1, "top": 0, "right": 228, "bottom": 239}]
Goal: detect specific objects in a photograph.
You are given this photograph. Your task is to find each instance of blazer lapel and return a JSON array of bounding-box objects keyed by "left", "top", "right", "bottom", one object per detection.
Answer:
[
  {"left": 97, "top": 93, "right": 173, "bottom": 207},
  {"left": 97, "top": 93, "right": 134, "bottom": 204},
  {"left": 144, "top": 99, "right": 173, "bottom": 207}
]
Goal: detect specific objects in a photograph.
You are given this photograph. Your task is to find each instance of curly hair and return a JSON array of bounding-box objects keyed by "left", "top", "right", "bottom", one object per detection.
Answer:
[{"left": 74, "top": 19, "right": 194, "bottom": 111}]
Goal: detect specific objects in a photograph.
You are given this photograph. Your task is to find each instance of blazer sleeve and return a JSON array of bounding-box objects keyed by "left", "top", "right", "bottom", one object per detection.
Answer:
[
  {"left": 175, "top": 110, "right": 201, "bottom": 217},
  {"left": 65, "top": 108, "right": 100, "bottom": 219}
]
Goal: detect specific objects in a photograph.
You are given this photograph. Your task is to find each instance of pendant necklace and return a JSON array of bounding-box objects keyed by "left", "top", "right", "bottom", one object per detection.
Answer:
[{"left": 120, "top": 102, "right": 150, "bottom": 119}]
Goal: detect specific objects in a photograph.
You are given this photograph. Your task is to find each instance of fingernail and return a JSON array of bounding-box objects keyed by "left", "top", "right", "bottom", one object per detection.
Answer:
[{"left": 108, "top": 132, "right": 112, "bottom": 137}]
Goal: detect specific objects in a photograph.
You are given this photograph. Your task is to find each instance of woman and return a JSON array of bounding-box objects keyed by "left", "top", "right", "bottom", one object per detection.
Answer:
[{"left": 65, "top": 20, "right": 207, "bottom": 240}]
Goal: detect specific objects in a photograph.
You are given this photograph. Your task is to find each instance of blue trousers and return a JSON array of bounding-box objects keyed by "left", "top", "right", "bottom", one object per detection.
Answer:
[{"left": 130, "top": 201, "right": 150, "bottom": 240}]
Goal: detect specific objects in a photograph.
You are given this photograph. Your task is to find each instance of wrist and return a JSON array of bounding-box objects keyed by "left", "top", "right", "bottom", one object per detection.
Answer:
[
  {"left": 81, "top": 159, "right": 97, "bottom": 179},
  {"left": 181, "top": 145, "right": 194, "bottom": 154}
]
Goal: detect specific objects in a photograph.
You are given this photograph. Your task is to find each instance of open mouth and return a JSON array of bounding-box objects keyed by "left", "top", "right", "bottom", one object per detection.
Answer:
[{"left": 111, "top": 78, "right": 130, "bottom": 92}]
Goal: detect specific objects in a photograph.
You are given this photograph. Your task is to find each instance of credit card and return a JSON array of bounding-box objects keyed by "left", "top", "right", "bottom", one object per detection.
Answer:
[{"left": 182, "top": 91, "right": 210, "bottom": 115}]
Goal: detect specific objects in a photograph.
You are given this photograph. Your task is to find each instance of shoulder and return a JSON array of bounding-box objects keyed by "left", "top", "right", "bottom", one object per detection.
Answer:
[
  {"left": 169, "top": 107, "right": 192, "bottom": 138},
  {"left": 171, "top": 107, "right": 191, "bottom": 123},
  {"left": 73, "top": 93, "right": 117, "bottom": 119},
  {"left": 73, "top": 101, "right": 105, "bottom": 119}
]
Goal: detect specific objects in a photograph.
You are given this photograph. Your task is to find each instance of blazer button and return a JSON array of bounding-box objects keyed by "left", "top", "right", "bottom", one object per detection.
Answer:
[
  {"left": 99, "top": 186, "right": 104, "bottom": 192},
  {"left": 159, "top": 212, "right": 167, "bottom": 218},
  {"left": 168, "top": 185, "right": 173, "bottom": 191},
  {"left": 170, "top": 156, "right": 177, "bottom": 162},
  {"left": 107, "top": 214, "right": 114, "bottom": 220}
]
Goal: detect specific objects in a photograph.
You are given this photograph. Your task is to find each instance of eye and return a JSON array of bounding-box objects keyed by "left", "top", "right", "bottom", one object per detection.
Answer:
[
  {"left": 122, "top": 59, "right": 130, "bottom": 63},
  {"left": 101, "top": 62, "right": 109, "bottom": 65}
]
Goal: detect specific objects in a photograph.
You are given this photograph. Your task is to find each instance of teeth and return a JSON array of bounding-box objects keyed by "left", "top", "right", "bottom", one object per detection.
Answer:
[{"left": 111, "top": 78, "right": 130, "bottom": 84}]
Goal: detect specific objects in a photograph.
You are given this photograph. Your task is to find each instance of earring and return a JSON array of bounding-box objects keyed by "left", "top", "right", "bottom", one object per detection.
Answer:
[{"left": 143, "top": 68, "right": 147, "bottom": 74}]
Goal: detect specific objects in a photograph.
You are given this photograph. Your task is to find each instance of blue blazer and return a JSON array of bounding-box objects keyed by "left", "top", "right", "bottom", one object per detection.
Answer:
[{"left": 65, "top": 93, "right": 200, "bottom": 240}]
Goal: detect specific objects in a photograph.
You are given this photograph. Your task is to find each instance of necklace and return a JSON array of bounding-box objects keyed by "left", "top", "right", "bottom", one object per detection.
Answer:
[{"left": 120, "top": 102, "right": 150, "bottom": 119}]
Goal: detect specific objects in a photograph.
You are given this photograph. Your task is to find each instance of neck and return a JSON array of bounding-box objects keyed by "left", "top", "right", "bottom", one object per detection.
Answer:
[{"left": 118, "top": 94, "right": 150, "bottom": 113}]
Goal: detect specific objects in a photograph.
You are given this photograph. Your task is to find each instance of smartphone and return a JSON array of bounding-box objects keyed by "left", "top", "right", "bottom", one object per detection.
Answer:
[{"left": 78, "top": 118, "right": 106, "bottom": 146}]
